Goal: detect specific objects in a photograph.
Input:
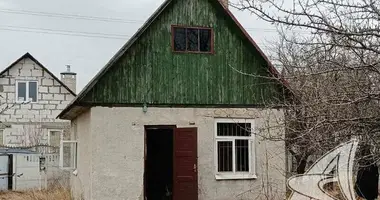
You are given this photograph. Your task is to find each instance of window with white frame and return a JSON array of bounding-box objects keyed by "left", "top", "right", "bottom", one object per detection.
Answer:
[
  {"left": 60, "top": 128, "right": 77, "bottom": 169},
  {"left": 48, "top": 129, "right": 77, "bottom": 169},
  {"left": 16, "top": 81, "right": 38, "bottom": 102},
  {"left": 60, "top": 140, "right": 77, "bottom": 169},
  {"left": 215, "top": 119, "right": 256, "bottom": 180}
]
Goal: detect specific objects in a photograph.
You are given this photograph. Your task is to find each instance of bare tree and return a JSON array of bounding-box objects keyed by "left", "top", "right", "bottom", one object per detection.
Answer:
[
  {"left": 235, "top": 0, "right": 379, "bottom": 53},
  {"left": 19, "top": 124, "right": 45, "bottom": 146},
  {"left": 276, "top": 37, "right": 380, "bottom": 173},
  {"left": 233, "top": 0, "right": 380, "bottom": 173}
]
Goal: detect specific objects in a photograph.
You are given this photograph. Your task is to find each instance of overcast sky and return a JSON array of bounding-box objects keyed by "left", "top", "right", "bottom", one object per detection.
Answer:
[{"left": 0, "top": 0, "right": 279, "bottom": 92}]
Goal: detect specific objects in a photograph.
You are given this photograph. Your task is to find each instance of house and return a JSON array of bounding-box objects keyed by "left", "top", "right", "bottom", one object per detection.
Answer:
[
  {"left": 58, "top": 0, "right": 287, "bottom": 199},
  {"left": 0, "top": 52, "right": 76, "bottom": 167}
]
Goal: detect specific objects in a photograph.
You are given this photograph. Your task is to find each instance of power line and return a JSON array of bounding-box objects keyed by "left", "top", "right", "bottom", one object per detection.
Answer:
[
  {"left": 0, "top": 26, "right": 274, "bottom": 46},
  {"left": 0, "top": 26, "right": 292, "bottom": 47},
  {"left": 0, "top": 8, "right": 311, "bottom": 34},
  {"left": 0, "top": 27, "right": 273, "bottom": 49},
  {"left": 0, "top": 28, "right": 270, "bottom": 46},
  {"left": 0, "top": 26, "right": 131, "bottom": 40},
  {"left": 3, "top": 25, "right": 131, "bottom": 37},
  {"left": 0, "top": 25, "right": 264, "bottom": 44},
  {"left": 245, "top": 28, "right": 310, "bottom": 34},
  {"left": 0, "top": 8, "right": 145, "bottom": 24}
]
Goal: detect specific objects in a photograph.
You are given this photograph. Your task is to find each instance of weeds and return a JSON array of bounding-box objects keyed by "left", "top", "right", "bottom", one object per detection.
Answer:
[{"left": 0, "top": 185, "right": 72, "bottom": 200}]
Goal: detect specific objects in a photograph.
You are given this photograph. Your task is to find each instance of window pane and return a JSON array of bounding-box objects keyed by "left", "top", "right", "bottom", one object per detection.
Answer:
[
  {"left": 0, "top": 130, "right": 3, "bottom": 145},
  {"left": 217, "top": 123, "right": 251, "bottom": 136},
  {"left": 18, "top": 82, "right": 26, "bottom": 101},
  {"left": 28, "top": 82, "right": 37, "bottom": 102},
  {"left": 187, "top": 28, "right": 199, "bottom": 51},
  {"left": 49, "top": 131, "right": 61, "bottom": 147},
  {"left": 217, "top": 141, "right": 233, "bottom": 172},
  {"left": 62, "top": 142, "right": 77, "bottom": 168},
  {"left": 200, "top": 29, "right": 211, "bottom": 52},
  {"left": 173, "top": 27, "right": 186, "bottom": 51},
  {"left": 236, "top": 140, "right": 249, "bottom": 172}
]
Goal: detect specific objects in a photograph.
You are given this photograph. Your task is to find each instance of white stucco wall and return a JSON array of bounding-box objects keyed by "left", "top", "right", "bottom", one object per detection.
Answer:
[
  {"left": 0, "top": 57, "right": 75, "bottom": 146},
  {"left": 71, "top": 110, "right": 92, "bottom": 200},
  {"left": 73, "top": 107, "right": 286, "bottom": 200}
]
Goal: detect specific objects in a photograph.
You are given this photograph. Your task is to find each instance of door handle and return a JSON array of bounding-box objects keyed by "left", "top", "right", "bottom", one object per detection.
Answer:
[{"left": 193, "top": 164, "right": 197, "bottom": 173}]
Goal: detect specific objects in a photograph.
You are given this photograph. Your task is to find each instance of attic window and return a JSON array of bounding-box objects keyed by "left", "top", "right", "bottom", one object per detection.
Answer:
[
  {"left": 16, "top": 80, "right": 38, "bottom": 103},
  {"left": 172, "top": 26, "right": 213, "bottom": 53}
]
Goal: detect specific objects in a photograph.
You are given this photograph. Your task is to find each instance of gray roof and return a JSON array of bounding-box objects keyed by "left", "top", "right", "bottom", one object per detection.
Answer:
[{"left": 0, "top": 148, "right": 37, "bottom": 154}]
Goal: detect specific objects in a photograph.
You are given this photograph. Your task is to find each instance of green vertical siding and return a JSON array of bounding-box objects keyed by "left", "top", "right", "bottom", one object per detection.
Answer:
[{"left": 83, "top": 0, "right": 283, "bottom": 105}]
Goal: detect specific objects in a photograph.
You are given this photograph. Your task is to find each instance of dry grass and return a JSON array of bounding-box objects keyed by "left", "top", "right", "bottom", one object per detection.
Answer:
[
  {"left": 324, "top": 182, "right": 368, "bottom": 200},
  {"left": 0, "top": 186, "right": 71, "bottom": 200}
]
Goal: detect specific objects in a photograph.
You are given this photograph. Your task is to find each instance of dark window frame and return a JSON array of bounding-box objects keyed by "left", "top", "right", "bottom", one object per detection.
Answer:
[{"left": 171, "top": 25, "right": 214, "bottom": 54}]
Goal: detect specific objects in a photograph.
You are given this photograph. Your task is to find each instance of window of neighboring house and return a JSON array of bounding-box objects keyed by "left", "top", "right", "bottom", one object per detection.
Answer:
[
  {"left": 60, "top": 141, "right": 77, "bottom": 169},
  {"left": 48, "top": 129, "right": 77, "bottom": 169},
  {"left": 215, "top": 119, "right": 256, "bottom": 180},
  {"left": 0, "top": 130, "right": 3, "bottom": 146},
  {"left": 172, "top": 26, "right": 213, "bottom": 53},
  {"left": 16, "top": 81, "right": 38, "bottom": 103},
  {"left": 48, "top": 130, "right": 61, "bottom": 148},
  {"left": 59, "top": 128, "right": 77, "bottom": 169}
]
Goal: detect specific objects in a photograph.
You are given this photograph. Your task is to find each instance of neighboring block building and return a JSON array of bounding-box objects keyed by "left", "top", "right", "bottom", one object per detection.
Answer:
[{"left": 0, "top": 53, "right": 76, "bottom": 166}]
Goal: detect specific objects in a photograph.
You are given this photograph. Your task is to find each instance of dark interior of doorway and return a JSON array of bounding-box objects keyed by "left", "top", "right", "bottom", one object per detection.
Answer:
[{"left": 145, "top": 127, "right": 173, "bottom": 200}]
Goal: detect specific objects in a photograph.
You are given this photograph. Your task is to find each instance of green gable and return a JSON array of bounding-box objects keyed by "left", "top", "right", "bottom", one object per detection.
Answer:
[{"left": 59, "top": 0, "right": 286, "bottom": 119}]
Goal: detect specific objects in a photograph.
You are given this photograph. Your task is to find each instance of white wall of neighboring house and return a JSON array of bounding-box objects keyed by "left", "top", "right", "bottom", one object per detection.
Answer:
[{"left": 0, "top": 56, "right": 75, "bottom": 147}]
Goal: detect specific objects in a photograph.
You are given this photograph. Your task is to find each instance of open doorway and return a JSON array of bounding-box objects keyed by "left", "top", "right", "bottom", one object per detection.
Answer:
[{"left": 145, "top": 127, "right": 174, "bottom": 200}]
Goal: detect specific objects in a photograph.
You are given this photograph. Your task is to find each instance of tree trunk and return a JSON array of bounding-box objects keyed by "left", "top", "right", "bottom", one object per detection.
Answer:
[{"left": 296, "top": 157, "right": 307, "bottom": 174}]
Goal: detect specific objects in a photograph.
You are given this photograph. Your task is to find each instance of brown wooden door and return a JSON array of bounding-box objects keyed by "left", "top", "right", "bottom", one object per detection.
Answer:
[{"left": 173, "top": 127, "right": 198, "bottom": 200}]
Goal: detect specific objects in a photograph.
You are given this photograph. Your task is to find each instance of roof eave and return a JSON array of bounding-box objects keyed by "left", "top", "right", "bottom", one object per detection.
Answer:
[{"left": 57, "top": 0, "right": 173, "bottom": 120}]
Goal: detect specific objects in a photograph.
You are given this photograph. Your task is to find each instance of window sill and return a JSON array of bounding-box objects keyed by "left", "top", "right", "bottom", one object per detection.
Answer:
[
  {"left": 172, "top": 50, "right": 214, "bottom": 54},
  {"left": 215, "top": 173, "right": 257, "bottom": 180},
  {"left": 60, "top": 167, "right": 76, "bottom": 171}
]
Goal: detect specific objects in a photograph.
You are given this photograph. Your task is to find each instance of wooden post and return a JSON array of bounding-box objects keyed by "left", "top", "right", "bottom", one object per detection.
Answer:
[{"left": 8, "top": 154, "right": 13, "bottom": 190}]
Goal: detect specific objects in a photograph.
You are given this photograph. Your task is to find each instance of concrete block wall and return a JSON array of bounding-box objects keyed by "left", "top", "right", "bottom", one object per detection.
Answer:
[
  {"left": 12, "top": 153, "right": 66, "bottom": 191},
  {"left": 3, "top": 124, "right": 49, "bottom": 146},
  {"left": 0, "top": 57, "right": 75, "bottom": 146}
]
